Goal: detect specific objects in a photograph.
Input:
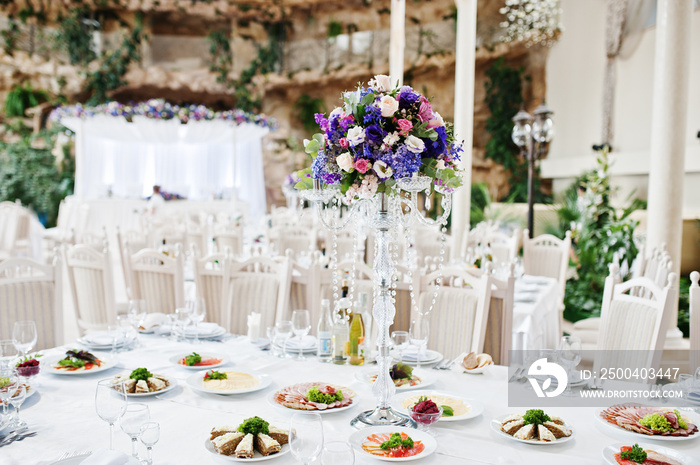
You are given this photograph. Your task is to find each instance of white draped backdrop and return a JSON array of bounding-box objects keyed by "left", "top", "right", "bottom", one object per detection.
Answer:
[{"left": 61, "top": 116, "right": 269, "bottom": 216}]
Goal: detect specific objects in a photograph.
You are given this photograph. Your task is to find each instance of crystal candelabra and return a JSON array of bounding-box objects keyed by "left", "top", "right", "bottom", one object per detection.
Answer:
[{"left": 301, "top": 176, "right": 452, "bottom": 428}]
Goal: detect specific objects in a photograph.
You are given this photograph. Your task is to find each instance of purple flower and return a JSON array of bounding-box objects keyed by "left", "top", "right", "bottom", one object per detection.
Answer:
[
  {"left": 363, "top": 105, "right": 382, "bottom": 124},
  {"left": 389, "top": 145, "right": 421, "bottom": 178},
  {"left": 365, "top": 124, "right": 387, "bottom": 146},
  {"left": 398, "top": 87, "right": 420, "bottom": 111},
  {"left": 315, "top": 113, "right": 329, "bottom": 131},
  {"left": 422, "top": 126, "right": 448, "bottom": 158},
  {"left": 322, "top": 172, "right": 341, "bottom": 184}
]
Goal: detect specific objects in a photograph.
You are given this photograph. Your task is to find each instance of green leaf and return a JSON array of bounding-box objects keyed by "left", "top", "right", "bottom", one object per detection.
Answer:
[
  {"left": 360, "top": 91, "right": 376, "bottom": 106},
  {"left": 294, "top": 168, "right": 314, "bottom": 190}
]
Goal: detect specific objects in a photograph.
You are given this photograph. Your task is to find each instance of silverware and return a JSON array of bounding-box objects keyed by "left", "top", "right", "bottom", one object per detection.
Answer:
[
  {"left": 0, "top": 427, "right": 28, "bottom": 447},
  {"left": 508, "top": 367, "right": 523, "bottom": 383},
  {"left": 15, "top": 431, "right": 37, "bottom": 442},
  {"left": 432, "top": 360, "right": 448, "bottom": 370}
]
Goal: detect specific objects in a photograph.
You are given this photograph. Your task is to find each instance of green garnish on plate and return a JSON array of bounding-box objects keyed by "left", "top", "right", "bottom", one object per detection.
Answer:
[
  {"left": 522, "top": 409, "right": 551, "bottom": 425},
  {"left": 620, "top": 444, "right": 647, "bottom": 463},
  {"left": 441, "top": 405, "right": 455, "bottom": 417},
  {"left": 306, "top": 386, "right": 343, "bottom": 404},
  {"left": 129, "top": 368, "right": 153, "bottom": 381},
  {"left": 238, "top": 416, "right": 269, "bottom": 435},
  {"left": 204, "top": 370, "right": 227, "bottom": 380},
  {"left": 184, "top": 352, "right": 201, "bottom": 366},
  {"left": 380, "top": 432, "right": 414, "bottom": 450}
]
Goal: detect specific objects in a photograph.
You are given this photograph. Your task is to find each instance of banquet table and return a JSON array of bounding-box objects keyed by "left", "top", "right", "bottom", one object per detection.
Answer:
[
  {"left": 6, "top": 334, "right": 699, "bottom": 465},
  {"left": 511, "top": 275, "right": 561, "bottom": 352}
]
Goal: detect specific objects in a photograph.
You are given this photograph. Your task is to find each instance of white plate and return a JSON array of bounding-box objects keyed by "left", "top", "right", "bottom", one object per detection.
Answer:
[
  {"left": 602, "top": 442, "right": 700, "bottom": 465},
  {"left": 390, "top": 349, "right": 443, "bottom": 365},
  {"left": 170, "top": 353, "right": 229, "bottom": 370},
  {"left": 267, "top": 384, "right": 356, "bottom": 414},
  {"left": 43, "top": 354, "right": 116, "bottom": 376},
  {"left": 355, "top": 369, "right": 436, "bottom": 392},
  {"left": 390, "top": 390, "right": 484, "bottom": 422},
  {"left": 174, "top": 324, "right": 226, "bottom": 338},
  {"left": 77, "top": 333, "right": 136, "bottom": 349},
  {"left": 491, "top": 415, "right": 575, "bottom": 445},
  {"left": 595, "top": 407, "right": 700, "bottom": 441},
  {"left": 48, "top": 453, "right": 140, "bottom": 465},
  {"left": 463, "top": 363, "right": 493, "bottom": 374},
  {"left": 112, "top": 374, "right": 177, "bottom": 397},
  {"left": 349, "top": 426, "right": 437, "bottom": 462},
  {"left": 204, "top": 437, "right": 291, "bottom": 462},
  {"left": 187, "top": 371, "right": 271, "bottom": 395}
]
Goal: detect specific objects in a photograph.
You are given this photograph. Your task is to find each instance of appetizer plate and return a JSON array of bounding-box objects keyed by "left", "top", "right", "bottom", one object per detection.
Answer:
[
  {"left": 355, "top": 368, "right": 436, "bottom": 392},
  {"left": 602, "top": 442, "right": 700, "bottom": 465},
  {"left": 204, "top": 438, "right": 291, "bottom": 462},
  {"left": 113, "top": 376, "right": 177, "bottom": 397},
  {"left": 173, "top": 323, "right": 226, "bottom": 339},
  {"left": 267, "top": 390, "right": 356, "bottom": 415},
  {"left": 187, "top": 371, "right": 271, "bottom": 395},
  {"left": 594, "top": 407, "right": 700, "bottom": 442},
  {"left": 490, "top": 415, "right": 575, "bottom": 445},
  {"left": 42, "top": 355, "right": 117, "bottom": 376},
  {"left": 349, "top": 426, "right": 437, "bottom": 462},
  {"left": 169, "top": 353, "right": 229, "bottom": 370},
  {"left": 390, "top": 391, "right": 484, "bottom": 422}
]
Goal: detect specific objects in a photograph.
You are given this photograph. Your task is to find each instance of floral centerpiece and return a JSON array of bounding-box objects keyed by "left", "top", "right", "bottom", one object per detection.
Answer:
[{"left": 295, "top": 75, "right": 463, "bottom": 202}]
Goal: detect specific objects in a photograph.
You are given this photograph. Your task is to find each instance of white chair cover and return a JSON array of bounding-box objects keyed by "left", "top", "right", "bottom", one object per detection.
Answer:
[{"left": 129, "top": 248, "right": 185, "bottom": 314}]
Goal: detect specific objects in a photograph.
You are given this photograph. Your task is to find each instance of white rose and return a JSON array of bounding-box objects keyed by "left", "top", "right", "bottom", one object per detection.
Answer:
[
  {"left": 336, "top": 152, "right": 355, "bottom": 172},
  {"left": 378, "top": 95, "right": 399, "bottom": 117},
  {"left": 346, "top": 126, "right": 365, "bottom": 146},
  {"left": 370, "top": 74, "right": 393, "bottom": 92},
  {"left": 373, "top": 160, "right": 393, "bottom": 179},
  {"left": 330, "top": 107, "right": 345, "bottom": 119},
  {"left": 405, "top": 135, "right": 425, "bottom": 154},
  {"left": 383, "top": 132, "right": 400, "bottom": 147}
]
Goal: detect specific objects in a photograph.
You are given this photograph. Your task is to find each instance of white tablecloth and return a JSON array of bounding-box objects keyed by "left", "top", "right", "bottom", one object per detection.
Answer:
[{"left": 512, "top": 275, "right": 561, "bottom": 352}]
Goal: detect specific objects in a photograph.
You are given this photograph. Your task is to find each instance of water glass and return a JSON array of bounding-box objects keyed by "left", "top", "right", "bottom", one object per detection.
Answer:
[
  {"left": 321, "top": 441, "right": 354, "bottom": 465},
  {"left": 107, "top": 325, "right": 121, "bottom": 356},
  {"left": 175, "top": 307, "right": 191, "bottom": 342},
  {"left": 187, "top": 298, "right": 207, "bottom": 344},
  {"left": 0, "top": 368, "right": 20, "bottom": 416},
  {"left": 140, "top": 421, "right": 160, "bottom": 465},
  {"left": 557, "top": 336, "right": 582, "bottom": 396},
  {"left": 391, "top": 331, "right": 409, "bottom": 361},
  {"left": 291, "top": 310, "right": 311, "bottom": 360},
  {"left": 0, "top": 340, "right": 18, "bottom": 369},
  {"left": 276, "top": 320, "right": 293, "bottom": 359},
  {"left": 120, "top": 403, "right": 150, "bottom": 458},
  {"left": 12, "top": 321, "right": 37, "bottom": 357},
  {"left": 8, "top": 378, "right": 26, "bottom": 428},
  {"left": 289, "top": 412, "right": 324, "bottom": 465},
  {"left": 95, "top": 379, "right": 128, "bottom": 450},
  {"left": 409, "top": 318, "right": 430, "bottom": 368}
]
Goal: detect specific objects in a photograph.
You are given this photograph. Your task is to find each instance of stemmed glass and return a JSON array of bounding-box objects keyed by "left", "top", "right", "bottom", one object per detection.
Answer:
[
  {"left": 120, "top": 403, "right": 150, "bottom": 458},
  {"left": 276, "top": 320, "right": 293, "bottom": 359},
  {"left": 0, "top": 340, "right": 18, "bottom": 369},
  {"left": 128, "top": 300, "right": 147, "bottom": 347},
  {"left": 175, "top": 307, "right": 191, "bottom": 342},
  {"left": 188, "top": 298, "right": 207, "bottom": 344},
  {"left": 8, "top": 377, "right": 26, "bottom": 428},
  {"left": 291, "top": 310, "right": 311, "bottom": 360},
  {"left": 391, "top": 331, "right": 409, "bottom": 362},
  {"left": 140, "top": 421, "right": 160, "bottom": 465},
  {"left": 12, "top": 321, "right": 37, "bottom": 358},
  {"left": 267, "top": 326, "right": 281, "bottom": 357},
  {"left": 557, "top": 336, "right": 582, "bottom": 396},
  {"left": 107, "top": 325, "right": 121, "bottom": 357},
  {"left": 95, "top": 379, "right": 127, "bottom": 450},
  {"left": 321, "top": 441, "right": 354, "bottom": 465},
  {"left": 409, "top": 318, "right": 430, "bottom": 368},
  {"left": 0, "top": 368, "right": 20, "bottom": 416},
  {"left": 289, "top": 412, "right": 324, "bottom": 465},
  {"left": 116, "top": 315, "right": 133, "bottom": 352}
]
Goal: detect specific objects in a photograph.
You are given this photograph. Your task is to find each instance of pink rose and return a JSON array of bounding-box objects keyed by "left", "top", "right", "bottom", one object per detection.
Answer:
[
  {"left": 427, "top": 111, "right": 445, "bottom": 129},
  {"left": 397, "top": 119, "right": 413, "bottom": 135},
  {"left": 339, "top": 137, "right": 349, "bottom": 148},
  {"left": 354, "top": 158, "right": 370, "bottom": 173},
  {"left": 417, "top": 100, "right": 433, "bottom": 123}
]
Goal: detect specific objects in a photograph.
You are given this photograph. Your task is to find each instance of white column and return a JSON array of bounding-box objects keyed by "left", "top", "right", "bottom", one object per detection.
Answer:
[
  {"left": 451, "top": 0, "right": 477, "bottom": 256},
  {"left": 646, "top": 0, "right": 693, "bottom": 336},
  {"left": 389, "top": 0, "right": 405, "bottom": 87}
]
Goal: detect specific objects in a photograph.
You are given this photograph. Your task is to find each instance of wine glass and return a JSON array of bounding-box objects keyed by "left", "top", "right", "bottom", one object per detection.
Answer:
[
  {"left": 0, "top": 368, "right": 20, "bottom": 417},
  {"left": 289, "top": 412, "right": 324, "bottom": 465},
  {"left": 391, "top": 331, "right": 409, "bottom": 362},
  {"left": 276, "top": 320, "right": 293, "bottom": 359},
  {"left": 8, "top": 376, "right": 26, "bottom": 428},
  {"left": 107, "top": 325, "right": 121, "bottom": 356},
  {"left": 557, "top": 336, "right": 582, "bottom": 396},
  {"left": 120, "top": 403, "right": 150, "bottom": 458},
  {"left": 116, "top": 315, "right": 133, "bottom": 352},
  {"left": 175, "top": 307, "right": 191, "bottom": 342},
  {"left": 128, "top": 300, "right": 147, "bottom": 346},
  {"left": 140, "top": 421, "right": 160, "bottom": 465},
  {"left": 95, "top": 378, "right": 127, "bottom": 450},
  {"left": 0, "top": 340, "right": 18, "bottom": 369},
  {"left": 409, "top": 318, "right": 430, "bottom": 368},
  {"left": 291, "top": 310, "right": 311, "bottom": 360},
  {"left": 321, "top": 441, "right": 354, "bottom": 465},
  {"left": 188, "top": 298, "right": 207, "bottom": 345},
  {"left": 12, "top": 321, "right": 37, "bottom": 357},
  {"left": 266, "top": 326, "right": 281, "bottom": 357}
]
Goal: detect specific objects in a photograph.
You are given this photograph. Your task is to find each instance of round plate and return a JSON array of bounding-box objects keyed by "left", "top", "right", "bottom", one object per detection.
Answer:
[
  {"left": 349, "top": 426, "right": 437, "bottom": 462},
  {"left": 595, "top": 407, "right": 700, "bottom": 441},
  {"left": 355, "top": 369, "right": 436, "bottom": 392},
  {"left": 267, "top": 383, "right": 356, "bottom": 414},
  {"left": 173, "top": 324, "right": 226, "bottom": 339},
  {"left": 170, "top": 353, "right": 229, "bottom": 370},
  {"left": 602, "top": 442, "right": 700, "bottom": 465},
  {"left": 204, "top": 437, "right": 291, "bottom": 462},
  {"left": 391, "top": 391, "right": 484, "bottom": 422},
  {"left": 77, "top": 333, "right": 136, "bottom": 349},
  {"left": 43, "top": 355, "right": 117, "bottom": 376},
  {"left": 111, "top": 374, "right": 177, "bottom": 397},
  {"left": 491, "top": 415, "right": 575, "bottom": 445},
  {"left": 390, "top": 349, "right": 443, "bottom": 366},
  {"left": 187, "top": 371, "right": 271, "bottom": 395}
]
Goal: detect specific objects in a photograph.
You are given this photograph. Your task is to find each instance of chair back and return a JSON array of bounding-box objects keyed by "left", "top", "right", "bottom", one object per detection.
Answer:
[
  {"left": 523, "top": 230, "right": 570, "bottom": 303},
  {"left": 485, "top": 264, "right": 515, "bottom": 366},
  {"left": 271, "top": 225, "right": 316, "bottom": 257},
  {"left": 129, "top": 248, "right": 186, "bottom": 314},
  {"left": 288, "top": 251, "right": 323, "bottom": 333},
  {"left": 64, "top": 244, "right": 116, "bottom": 332},
  {"left": 117, "top": 228, "right": 149, "bottom": 299},
  {"left": 418, "top": 266, "right": 492, "bottom": 359},
  {"left": 223, "top": 256, "right": 292, "bottom": 335},
  {"left": 0, "top": 256, "right": 63, "bottom": 350},
  {"left": 594, "top": 263, "right": 676, "bottom": 379},
  {"left": 213, "top": 228, "right": 244, "bottom": 257},
  {"left": 690, "top": 271, "right": 700, "bottom": 372},
  {"left": 192, "top": 248, "right": 231, "bottom": 327}
]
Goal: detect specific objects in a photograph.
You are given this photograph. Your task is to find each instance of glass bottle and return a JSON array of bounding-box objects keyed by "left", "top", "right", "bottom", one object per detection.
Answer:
[
  {"left": 348, "top": 311, "right": 365, "bottom": 365},
  {"left": 317, "top": 299, "right": 333, "bottom": 363},
  {"left": 331, "top": 312, "right": 348, "bottom": 365}
]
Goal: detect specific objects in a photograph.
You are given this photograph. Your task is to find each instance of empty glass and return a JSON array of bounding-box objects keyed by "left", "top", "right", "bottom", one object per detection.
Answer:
[
  {"left": 267, "top": 326, "right": 281, "bottom": 357},
  {"left": 120, "top": 403, "right": 150, "bottom": 458},
  {"left": 140, "top": 421, "right": 160, "bottom": 465},
  {"left": 12, "top": 321, "right": 37, "bottom": 357},
  {"left": 289, "top": 412, "right": 324, "bottom": 465},
  {"left": 107, "top": 325, "right": 121, "bottom": 356},
  {"left": 95, "top": 379, "right": 128, "bottom": 450},
  {"left": 391, "top": 331, "right": 409, "bottom": 362},
  {"left": 557, "top": 336, "right": 582, "bottom": 396},
  {"left": 0, "top": 340, "right": 18, "bottom": 369},
  {"left": 175, "top": 307, "right": 191, "bottom": 342},
  {"left": 321, "top": 441, "right": 354, "bottom": 465},
  {"left": 8, "top": 378, "right": 26, "bottom": 428},
  {"left": 0, "top": 368, "right": 20, "bottom": 416},
  {"left": 291, "top": 310, "right": 311, "bottom": 360},
  {"left": 409, "top": 318, "right": 430, "bottom": 368},
  {"left": 188, "top": 298, "right": 207, "bottom": 344},
  {"left": 276, "top": 320, "right": 293, "bottom": 358}
]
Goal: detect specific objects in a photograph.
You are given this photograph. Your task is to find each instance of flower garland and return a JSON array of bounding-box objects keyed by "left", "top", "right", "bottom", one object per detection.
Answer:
[
  {"left": 499, "top": 0, "right": 563, "bottom": 47},
  {"left": 49, "top": 99, "right": 277, "bottom": 130},
  {"left": 295, "top": 75, "right": 463, "bottom": 202}
]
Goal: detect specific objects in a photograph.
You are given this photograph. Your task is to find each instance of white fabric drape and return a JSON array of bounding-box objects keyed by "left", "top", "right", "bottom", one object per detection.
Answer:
[{"left": 62, "top": 116, "right": 268, "bottom": 217}]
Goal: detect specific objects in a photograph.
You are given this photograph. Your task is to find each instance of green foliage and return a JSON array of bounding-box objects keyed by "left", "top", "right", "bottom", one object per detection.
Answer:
[
  {"left": 207, "top": 29, "right": 232, "bottom": 85},
  {"left": 678, "top": 276, "right": 690, "bottom": 338},
  {"left": 294, "top": 94, "right": 325, "bottom": 132},
  {"left": 328, "top": 20, "right": 343, "bottom": 39},
  {"left": 4, "top": 83, "right": 49, "bottom": 117},
  {"left": 84, "top": 13, "right": 144, "bottom": 105},
  {"left": 54, "top": 8, "right": 97, "bottom": 66},
  {"left": 562, "top": 149, "right": 641, "bottom": 322},
  {"left": 1, "top": 18, "right": 20, "bottom": 55}
]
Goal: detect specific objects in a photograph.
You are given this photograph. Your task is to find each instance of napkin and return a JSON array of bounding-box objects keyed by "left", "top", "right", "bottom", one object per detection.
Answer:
[
  {"left": 688, "top": 390, "right": 700, "bottom": 403},
  {"left": 247, "top": 312, "right": 261, "bottom": 342},
  {"left": 396, "top": 345, "right": 434, "bottom": 362},
  {"left": 283, "top": 335, "right": 316, "bottom": 350},
  {"left": 80, "top": 449, "right": 136, "bottom": 465},
  {"left": 139, "top": 312, "right": 168, "bottom": 331},
  {"left": 82, "top": 332, "right": 127, "bottom": 346},
  {"left": 179, "top": 322, "right": 220, "bottom": 336}
]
